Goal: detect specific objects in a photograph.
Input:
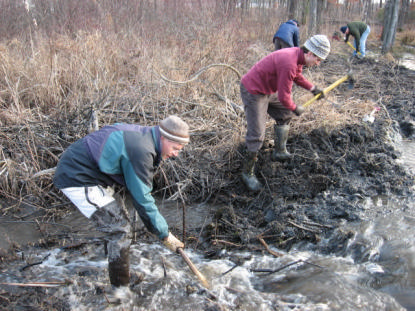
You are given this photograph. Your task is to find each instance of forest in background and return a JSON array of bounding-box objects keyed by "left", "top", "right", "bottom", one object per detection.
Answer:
[{"left": 0, "top": 0, "right": 414, "bottom": 214}]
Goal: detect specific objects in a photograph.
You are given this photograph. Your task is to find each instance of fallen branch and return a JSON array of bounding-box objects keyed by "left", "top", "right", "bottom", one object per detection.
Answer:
[
  {"left": 31, "top": 167, "right": 56, "bottom": 179},
  {"left": 287, "top": 220, "right": 319, "bottom": 233},
  {"left": 250, "top": 259, "right": 324, "bottom": 275},
  {"left": 20, "top": 253, "right": 50, "bottom": 271},
  {"left": 156, "top": 63, "right": 241, "bottom": 85},
  {"left": 1, "top": 281, "right": 68, "bottom": 287},
  {"left": 212, "top": 239, "right": 242, "bottom": 247},
  {"left": 258, "top": 236, "right": 283, "bottom": 257}
]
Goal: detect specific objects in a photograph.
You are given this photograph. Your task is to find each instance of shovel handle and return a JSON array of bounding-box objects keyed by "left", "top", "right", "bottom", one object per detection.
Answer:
[
  {"left": 177, "top": 248, "right": 210, "bottom": 289},
  {"left": 303, "top": 75, "right": 350, "bottom": 108},
  {"left": 346, "top": 41, "right": 361, "bottom": 55}
]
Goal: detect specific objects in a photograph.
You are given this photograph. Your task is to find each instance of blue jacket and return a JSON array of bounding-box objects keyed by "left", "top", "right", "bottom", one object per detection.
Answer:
[
  {"left": 53, "top": 123, "right": 169, "bottom": 239},
  {"left": 273, "top": 20, "right": 299, "bottom": 47}
]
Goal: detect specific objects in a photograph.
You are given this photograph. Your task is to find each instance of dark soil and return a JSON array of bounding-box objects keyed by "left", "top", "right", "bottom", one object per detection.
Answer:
[
  {"left": 192, "top": 55, "right": 415, "bottom": 258},
  {"left": 1, "top": 54, "right": 415, "bottom": 310}
]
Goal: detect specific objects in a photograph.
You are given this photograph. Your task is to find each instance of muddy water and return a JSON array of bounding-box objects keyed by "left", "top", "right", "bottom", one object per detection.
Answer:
[
  {"left": 2, "top": 141, "right": 415, "bottom": 310},
  {"left": 400, "top": 53, "right": 415, "bottom": 71}
]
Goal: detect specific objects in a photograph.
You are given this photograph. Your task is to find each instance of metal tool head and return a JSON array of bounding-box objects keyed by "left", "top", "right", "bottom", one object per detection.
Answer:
[{"left": 347, "top": 71, "right": 355, "bottom": 89}]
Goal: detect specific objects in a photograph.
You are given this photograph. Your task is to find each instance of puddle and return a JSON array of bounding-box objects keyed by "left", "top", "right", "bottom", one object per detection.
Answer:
[{"left": 400, "top": 52, "right": 415, "bottom": 70}]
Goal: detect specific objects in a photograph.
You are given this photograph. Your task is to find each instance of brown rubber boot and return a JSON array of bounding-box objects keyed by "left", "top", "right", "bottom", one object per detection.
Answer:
[
  {"left": 241, "top": 151, "right": 262, "bottom": 191},
  {"left": 108, "top": 248, "right": 130, "bottom": 287}
]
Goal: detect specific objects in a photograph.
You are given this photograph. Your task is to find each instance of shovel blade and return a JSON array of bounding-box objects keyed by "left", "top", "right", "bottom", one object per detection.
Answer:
[{"left": 347, "top": 75, "right": 355, "bottom": 89}]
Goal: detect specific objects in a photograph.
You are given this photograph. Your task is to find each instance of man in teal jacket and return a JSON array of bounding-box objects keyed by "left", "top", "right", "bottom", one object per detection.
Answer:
[{"left": 54, "top": 115, "right": 190, "bottom": 287}]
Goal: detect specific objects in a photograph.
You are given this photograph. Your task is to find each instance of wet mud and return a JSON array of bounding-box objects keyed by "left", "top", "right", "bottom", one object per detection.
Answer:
[
  {"left": 1, "top": 55, "right": 415, "bottom": 310},
  {"left": 203, "top": 56, "right": 415, "bottom": 257}
]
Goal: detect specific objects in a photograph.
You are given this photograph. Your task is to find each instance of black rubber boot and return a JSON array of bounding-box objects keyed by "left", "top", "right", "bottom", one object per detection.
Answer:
[
  {"left": 272, "top": 124, "right": 291, "bottom": 161},
  {"left": 241, "top": 151, "right": 262, "bottom": 191},
  {"left": 108, "top": 248, "right": 130, "bottom": 287}
]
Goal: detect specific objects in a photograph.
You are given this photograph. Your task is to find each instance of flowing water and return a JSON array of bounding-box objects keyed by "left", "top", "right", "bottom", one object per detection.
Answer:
[
  {"left": 2, "top": 141, "right": 415, "bottom": 310},
  {"left": 400, "top": 53, "right": 415, "bottom": 71}
]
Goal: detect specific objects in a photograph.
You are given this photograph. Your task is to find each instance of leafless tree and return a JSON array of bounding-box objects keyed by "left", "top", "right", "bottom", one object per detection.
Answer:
[
  {"left": 399, "top": 0, "right": 410, "bottom": 28},
  {"left": 381, "top": 0, "right": 400, "bottom": 54}
]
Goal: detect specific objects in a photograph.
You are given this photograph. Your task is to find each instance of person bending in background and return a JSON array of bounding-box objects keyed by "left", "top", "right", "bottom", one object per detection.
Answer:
[
  {"left": 53, "top": 115, "right": 189, "bottom": 287},
  {"left": 340, "top": 21, "right": 371, "bottom": 59},
  {"left": 272, "top": 19, "right": 300, "bottom": 51},
  {"left": 240, "top": 35, "right": 330, "bottom": 191}
]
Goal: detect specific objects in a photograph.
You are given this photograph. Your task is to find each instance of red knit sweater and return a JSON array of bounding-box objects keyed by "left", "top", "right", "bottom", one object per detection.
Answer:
[{"left": 241, "top": 47, "right": 313, "bottom": 111}]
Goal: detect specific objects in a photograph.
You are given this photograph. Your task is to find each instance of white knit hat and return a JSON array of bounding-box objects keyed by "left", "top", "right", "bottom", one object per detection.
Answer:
[
  {"left": 304, "top": 35, "right": 331, "bottom": 60},
  {"left": 159, "top": 115, "right": 190, "bottom": 144}
]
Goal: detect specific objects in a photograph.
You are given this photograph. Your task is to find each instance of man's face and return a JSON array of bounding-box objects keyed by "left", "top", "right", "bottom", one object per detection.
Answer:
[
  {"left": 161, "top": 136, "right": 184, "bottom": 160},
  {"left": 304, "top": 51, "right": 322, "bottom": 67}
]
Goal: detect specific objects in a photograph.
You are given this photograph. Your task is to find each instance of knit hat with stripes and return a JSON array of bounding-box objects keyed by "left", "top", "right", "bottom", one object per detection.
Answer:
[
  {"left": 304, "top": 34, "right": 331, "bottom": 60},
  {"left": 159, "top": 115, "right": 190, "bottom": 144}
]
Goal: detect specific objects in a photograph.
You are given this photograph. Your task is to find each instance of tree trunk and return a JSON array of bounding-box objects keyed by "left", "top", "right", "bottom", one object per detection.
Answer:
[
  {"left": 381, "top": 0, "right": 400, "bottom": 54},
  {"left": 316, "top": 0, "right": 324, "bottom": 33},
  {"left": 287, "top": 0, "right": 298, "bottom": 19},
  {"left": 308, "top": 0, "right": 317, "bottom": 36},
  {"left": 399, "top": 0, "right": 410, "bottom": 28}
]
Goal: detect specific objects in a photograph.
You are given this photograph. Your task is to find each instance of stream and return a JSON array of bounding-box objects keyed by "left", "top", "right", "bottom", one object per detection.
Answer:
[{"left": 1, "top": 140, "right": 415, "bottom": 311}]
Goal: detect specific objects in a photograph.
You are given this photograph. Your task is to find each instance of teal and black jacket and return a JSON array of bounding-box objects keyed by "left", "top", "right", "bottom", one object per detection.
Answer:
[{"left": 53, "top": 123, "right": 169, "bottom": 239}]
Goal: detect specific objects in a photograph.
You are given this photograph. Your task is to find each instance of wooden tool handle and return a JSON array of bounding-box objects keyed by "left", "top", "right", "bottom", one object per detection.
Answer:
[
  {"left": 303, "top": 75, "right": 350, "bottom": 108},
  {"left": 177, "top": 248, "right": 210, "bottom": 289}
]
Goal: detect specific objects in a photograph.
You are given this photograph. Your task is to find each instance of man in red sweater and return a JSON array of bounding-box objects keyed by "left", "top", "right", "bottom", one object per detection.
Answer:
[{"left": 240, "top": 35, "right": 330, "bottom": 191}]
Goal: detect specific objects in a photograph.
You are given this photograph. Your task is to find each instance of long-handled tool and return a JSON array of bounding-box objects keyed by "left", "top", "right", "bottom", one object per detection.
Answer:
[
  {"left": 332, "top": 32, "right": 361, "bottom": 56},
  {"left": 177, "top": 247, "right": 210, "bottom": 289},
  {"left": 303, "top": 71, "right": 354, "bottom": 108},
  {"left": 346, "top": 41, "right": 361, "bottom": 55}
]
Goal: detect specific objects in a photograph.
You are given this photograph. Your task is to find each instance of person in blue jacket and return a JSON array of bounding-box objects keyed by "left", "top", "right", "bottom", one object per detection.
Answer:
[
  {"left": 273, "top": 19, "right": 300, "bottom": 51},
  {"left": 53, "top": 115, "right": 190, "bottom": 287}
]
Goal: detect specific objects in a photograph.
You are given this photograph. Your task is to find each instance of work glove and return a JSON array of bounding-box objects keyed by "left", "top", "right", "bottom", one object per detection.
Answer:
[
  {"left": 163, "top": 232, "right": 184, "bottom": 252},
  {"left": 311, "top": 87, "right": 325, "bottom": 99},
  {"left": 294, "top": 104, "right": 305, "bottom": 116}
]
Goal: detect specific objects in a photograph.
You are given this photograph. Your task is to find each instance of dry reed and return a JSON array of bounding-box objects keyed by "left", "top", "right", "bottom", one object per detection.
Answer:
[{"left": 0, "top": 2, "right": 411, "bottom": 214}]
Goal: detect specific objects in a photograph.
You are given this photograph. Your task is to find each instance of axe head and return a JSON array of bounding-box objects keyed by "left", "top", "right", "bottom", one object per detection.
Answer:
[{"left": 347, "top": 72, "right": 355, "bottom": 89}]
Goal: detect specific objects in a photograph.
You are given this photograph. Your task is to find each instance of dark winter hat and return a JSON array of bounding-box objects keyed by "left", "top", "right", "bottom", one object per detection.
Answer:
[
  {"left": 159, "top": 115, "right": 190, "bottom": 144},
  {"left": 340, "top": 26, "right": 347, "bottom": 34}
]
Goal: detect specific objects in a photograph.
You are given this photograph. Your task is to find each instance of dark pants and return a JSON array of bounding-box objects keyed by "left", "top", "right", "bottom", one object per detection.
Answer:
[
  {"left": 90, "top": 199, "right": 132, "bottom": 287},
  {"left": 240, "top": 82, "right": 293, "bottom": 152},
  {"left": 274, "top": 37, "right": 291, "bottom": 51}
]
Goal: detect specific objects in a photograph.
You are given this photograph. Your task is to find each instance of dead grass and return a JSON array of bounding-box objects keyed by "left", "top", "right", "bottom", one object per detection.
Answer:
[
  {"left": 398, "top": 29, "right": 415, "bottom": 47},
  {"left": 0, "top": 3, "right": 410, "bottom": 213}
]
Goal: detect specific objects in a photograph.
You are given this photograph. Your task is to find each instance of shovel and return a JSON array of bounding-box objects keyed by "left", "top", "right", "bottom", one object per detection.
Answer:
[
  {"left": 346, "top": 41, "right": 362, "bottom": 55},
  {"left": 303, "top": 71, "right": 354, "bottom": 108},
  {"left": 177, "top": 247, "right": 210, "bottom": 289}
]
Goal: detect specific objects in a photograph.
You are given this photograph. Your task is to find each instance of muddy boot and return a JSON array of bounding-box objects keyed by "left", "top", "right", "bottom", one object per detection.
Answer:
[
  {"left": 272, "top": 124, "right": 291, "bottom": 161},
  {"left": 108, "top": 248, "right": 130, "bottom": 287},
  {"left": 241, "top": 151, "right": 262, "bottom": 191}
]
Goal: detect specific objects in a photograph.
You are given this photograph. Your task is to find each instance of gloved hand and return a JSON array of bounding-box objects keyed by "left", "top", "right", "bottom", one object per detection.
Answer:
[
  {"left": 163, "top": 232, "right": 184, "bottom": 252},
  {"left": 311, "top": 87, "right": 325, "bottom": 99},
  {"left": 294, "top": 105, "right": 305, "bottom": 116}
]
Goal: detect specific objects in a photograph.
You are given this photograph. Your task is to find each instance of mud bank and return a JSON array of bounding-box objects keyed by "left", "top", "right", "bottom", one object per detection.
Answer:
[
  {"left": 1, "top": 54, "right": 415, "bottom": 310},
  {"left": 200, "top": 56, "right": 415, "bottom": 257}
]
